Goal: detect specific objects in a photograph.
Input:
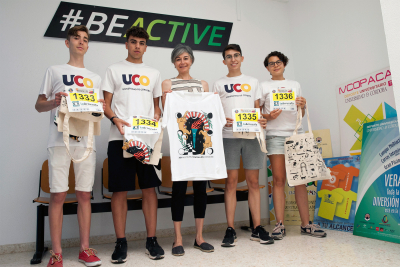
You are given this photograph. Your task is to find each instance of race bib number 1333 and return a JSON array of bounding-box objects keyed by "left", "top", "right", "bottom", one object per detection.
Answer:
[{"left": 65, "top": 87, "right": 103, "bottom": 112}]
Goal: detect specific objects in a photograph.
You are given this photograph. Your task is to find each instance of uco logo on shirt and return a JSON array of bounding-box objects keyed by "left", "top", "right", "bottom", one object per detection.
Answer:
[
  {"left": 122, "top": 74, "right": 150, "bottom": 86},
  {"left": 63, "top": 75, "right": 94, "bottom": 88},
  {"left": 224, "top": 83, "right": 251, "bottom": 93}
]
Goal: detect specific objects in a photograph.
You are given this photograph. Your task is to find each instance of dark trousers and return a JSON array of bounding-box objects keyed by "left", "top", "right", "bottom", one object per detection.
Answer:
[{"left": 171, "top": 181, "right": 207, "bottom": 221}]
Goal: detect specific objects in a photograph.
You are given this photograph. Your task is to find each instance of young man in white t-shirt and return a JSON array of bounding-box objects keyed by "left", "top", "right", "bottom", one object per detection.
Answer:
[
  {"left": 213, "top": 44, "right": 273, "bottom": 247},
  {"left": 35, "top": 26, "right": 103, "bottom": 267},
  {"left": 101, "top": 27, "right": 164, "bottom": 262}
]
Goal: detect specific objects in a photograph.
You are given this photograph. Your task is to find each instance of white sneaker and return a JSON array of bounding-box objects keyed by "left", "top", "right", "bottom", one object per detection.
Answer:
[
  {"left": 301, "top": 221, "right": 327, "bottom": 238},
  {"left": 272, "top": 221, "right": 286, "bottom": 240}
]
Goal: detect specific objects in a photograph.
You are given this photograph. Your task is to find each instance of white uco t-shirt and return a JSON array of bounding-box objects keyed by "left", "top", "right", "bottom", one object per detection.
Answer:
[
  {"left": 259, "top": 79, "right": 303, "bottom": 136},
  {"left": 162, "top": 92, "right": 227, "bottom": 181},
  {"left": 101, "top": 60, "right": 162, "bottom": 141},
  {"left": 213, "top": 74, "right": 262, "bottom": 138},
  {"left": 39, "top": 64, "right": 102, "bottom": 148}
]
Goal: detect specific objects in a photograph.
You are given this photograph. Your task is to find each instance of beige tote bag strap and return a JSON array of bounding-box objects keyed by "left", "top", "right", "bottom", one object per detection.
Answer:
[
  {"left": 293, "top": 105, "right": 312, "bottom": 135},
  {"left": 256, "top": 131, "right": 268, "bottom": 153},
  {"left": 63, "top": 114, "right": 94, "bottom": 163}
]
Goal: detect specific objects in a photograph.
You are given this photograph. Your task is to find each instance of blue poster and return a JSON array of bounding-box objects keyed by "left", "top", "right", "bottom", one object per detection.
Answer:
[
  {"left": 313, "top": 156, "right": 360, "bottom": 232},
  {"left": 353, "top": 117, "right": 400, "bottom": 243}
]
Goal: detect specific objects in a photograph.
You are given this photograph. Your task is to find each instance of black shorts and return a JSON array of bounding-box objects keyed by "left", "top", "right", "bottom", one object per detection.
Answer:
[{"left": 107, "top": 140, "right": 161, "bottom": 192}]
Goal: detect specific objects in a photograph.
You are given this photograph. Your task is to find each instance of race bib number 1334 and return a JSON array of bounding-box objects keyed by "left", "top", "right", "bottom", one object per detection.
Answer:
[{"left": 125, "top": 115, "right": 161, "bottom": 134}]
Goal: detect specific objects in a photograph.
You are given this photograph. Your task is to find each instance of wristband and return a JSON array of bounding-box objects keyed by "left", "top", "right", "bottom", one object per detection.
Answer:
[{"left": 110, "top": 116, "right": 118, "bottom": 125}]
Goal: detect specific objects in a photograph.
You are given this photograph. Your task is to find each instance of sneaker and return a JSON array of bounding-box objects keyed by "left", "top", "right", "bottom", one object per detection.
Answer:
[
  {"left": 301, "top": 221, "right": 327, "bottom": 238},
  {"left": 146, "top": 237, "right": 165, "bottom": 260},
  {"left": 111, "top": 239, "right": 127, "bottom": 263},
  {"left": 272, "top": 221, "right": 286, "bottom": 240},
  {"left": 250, "top": 225, "right": 274, "bottom": 244},
  {"left": 221, "top": 227, "right": 237, "bottom": 247},
  {"left": 47, "top": 250, "right": 63, "bottom": 267},
  {"left": 78, "top": 248, "right": 102, "bottom": 266}
]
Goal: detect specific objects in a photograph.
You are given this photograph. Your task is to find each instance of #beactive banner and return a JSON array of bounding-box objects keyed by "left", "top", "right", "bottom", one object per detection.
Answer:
[
  {"left": 45, "top": 1, "right": 233, "bottom": 52},
  {"left": 353, "top": 117, "right": 400, "bottom": 243},
  {"left": 336, "top": 67, "right": 396, "bottom": 156},
  {"left": 313, "top": 155, "right": 360, "bottom": 232}
]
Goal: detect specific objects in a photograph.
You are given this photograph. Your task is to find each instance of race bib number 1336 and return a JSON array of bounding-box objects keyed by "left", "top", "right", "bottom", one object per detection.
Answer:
[{"left": 270, "top": 88, "right": 296, "bottom": 111}]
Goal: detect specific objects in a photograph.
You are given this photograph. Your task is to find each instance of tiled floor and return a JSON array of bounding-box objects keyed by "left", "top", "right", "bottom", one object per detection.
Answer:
[{"left": 1, "top": 226, "right": 399, "bottom": 267}]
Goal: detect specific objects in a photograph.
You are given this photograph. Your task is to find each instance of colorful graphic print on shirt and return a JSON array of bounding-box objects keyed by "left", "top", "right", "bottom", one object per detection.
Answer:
[
  {"left": 176, "top": 110, "right": 213, "bottom": 156},
  {"left": 122, "top": 140, "right": 153, "bottom": 163}
]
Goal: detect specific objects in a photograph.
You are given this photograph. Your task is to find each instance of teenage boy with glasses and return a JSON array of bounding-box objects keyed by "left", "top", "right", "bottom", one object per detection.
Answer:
[
  {"left": 213, "top": 44, "right": 273, "bottom": 247},
  {"left": 101, "top": 26, "right": 164, "bottom": 262}
]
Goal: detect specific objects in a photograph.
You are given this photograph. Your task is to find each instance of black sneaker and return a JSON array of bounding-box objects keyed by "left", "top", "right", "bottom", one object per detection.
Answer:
[
  {"left": 111, "top": 239, "right": 127, "bottom": 263},
  {"left": 250, "top": 225, "right": 274, "bottom": 244},
  {"left": 145, "top": 237, "right": 165, "bottom": 260},
  {"left": 221, "top": 227, "right": 237, "bottom": 247}
]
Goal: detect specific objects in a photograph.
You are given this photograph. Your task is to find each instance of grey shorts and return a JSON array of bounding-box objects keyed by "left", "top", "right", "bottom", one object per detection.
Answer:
[
  {"left": 223, "top": 138, "right": 265, "bottom": 170},
  {"left": 265, "top": 135, "right": 286, "bottom": 155}
]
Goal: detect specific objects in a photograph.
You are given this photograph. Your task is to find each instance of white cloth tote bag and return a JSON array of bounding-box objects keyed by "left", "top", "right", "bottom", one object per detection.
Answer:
[
  {"left": 57, "top": 96, "right": 104, "bottom": 163},
  {"left": 284, "top": 105, "right": 331, "bottom": 186}
]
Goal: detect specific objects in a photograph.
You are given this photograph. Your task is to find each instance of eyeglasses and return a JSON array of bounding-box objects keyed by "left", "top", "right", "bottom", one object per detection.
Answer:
[
  {"left": 225, "top": 53, "right": 241, "bottom": 61},
  {"left": 268, "top": 60, "right": 283, "bottom": 67}
]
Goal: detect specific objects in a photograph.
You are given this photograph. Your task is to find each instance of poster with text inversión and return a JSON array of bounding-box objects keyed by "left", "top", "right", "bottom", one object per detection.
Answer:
[
  {"left": 353, "top": 117, "right": 400, "bottom": 243},
  {"left": 336, "top": 67, "right": 396, "bottom": 156},
  {"left": 313, "top": 156, "right": 360, "bottom": 232}
]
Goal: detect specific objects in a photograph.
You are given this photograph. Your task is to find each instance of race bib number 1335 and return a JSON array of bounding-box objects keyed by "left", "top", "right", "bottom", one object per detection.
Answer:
[{"left": 232, "top": 108, "right": 261, "bottom": 132}]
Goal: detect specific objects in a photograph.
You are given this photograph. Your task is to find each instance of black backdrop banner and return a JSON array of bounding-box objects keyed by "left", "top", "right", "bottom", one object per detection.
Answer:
[{"left": 45, "top": 1, "right": 233, "bottom": 52}]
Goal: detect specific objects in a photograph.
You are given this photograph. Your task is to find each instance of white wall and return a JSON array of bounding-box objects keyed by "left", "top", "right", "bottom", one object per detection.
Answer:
[
  {"left": 287, "top": 0, "right": 390, "bottom": 157},
  {"left": 380, "top": 0, "right": 400, "bottom": 127},
  {"left": 0, "top": 0, "right": 293, "bottom": 246}
]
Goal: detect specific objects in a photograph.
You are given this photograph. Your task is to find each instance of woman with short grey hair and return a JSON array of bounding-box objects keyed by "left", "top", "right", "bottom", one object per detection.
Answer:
[
  {"left": 161, "top": 44, "right": 214, "bottom": 256},
  {"left": 170, "top": 44, "right": 195, "bottom": 64}
]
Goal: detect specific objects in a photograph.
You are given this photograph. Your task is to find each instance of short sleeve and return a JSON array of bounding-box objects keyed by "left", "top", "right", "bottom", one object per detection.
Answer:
[
  {"left": 39, "top": 68, "right": 53, "bottom": 98},
  {"left": 101, "top": 67, "right": 115, "bottom": 94},
  {"left": 254, "top": 80, "right": 262, "bottom": 101},
  {"left": 297, "top": 81, "right": 302, "bottom": 97},
  {"left": 336, "top": 192, "right": 344, "bottom": 203},
  {"left": 350, "top": 191, "right": 358, "bottom": 201},
  {"left": 162, "top": 93, "right": 170, "bottom": 128},
  {"left": 259, "top": 83, "right": 266, "bottom": 107},
  {"left": 95, "top": 76, "right": 104, "bottom": 99},
  {"left": 215, "top": 95, "right": 227, "bottom": 126},
  {"left": 212, "top": 81, "right": 221, "bottom": 95},
  {"left": 153, "top": 72, "right": 162, "bottom": 98}
]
